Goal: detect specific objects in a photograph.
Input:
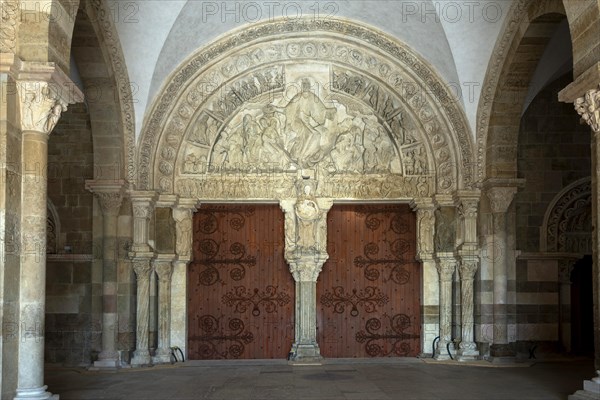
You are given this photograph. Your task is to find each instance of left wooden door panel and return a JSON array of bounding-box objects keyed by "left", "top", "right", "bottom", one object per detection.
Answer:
[{"left": 188, "top": 204, "right": 294, "bottom": 359}]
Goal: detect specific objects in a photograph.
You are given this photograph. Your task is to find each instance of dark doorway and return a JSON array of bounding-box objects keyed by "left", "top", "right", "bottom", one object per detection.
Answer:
[{"left": 570, "top": 255, "right": 594, "bottom": 356}]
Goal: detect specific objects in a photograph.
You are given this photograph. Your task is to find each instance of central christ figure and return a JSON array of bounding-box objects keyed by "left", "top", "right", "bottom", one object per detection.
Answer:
[{"left": 279, "top": 78, "right": 337, "bottom": 167}]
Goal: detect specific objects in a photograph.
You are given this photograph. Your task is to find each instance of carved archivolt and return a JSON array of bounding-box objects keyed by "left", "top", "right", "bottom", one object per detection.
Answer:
[
  {"left": 138, "top": 19, "right": 474, "bottom": 200},
  {"left": 543, "top": 177, "right": 592, "bottom": 253},
  {"left": 85, "top": 0, "right": 136, "bottom": 184},
  {"left": 476, "top": 0, "right": 566, "bottom": 181}
]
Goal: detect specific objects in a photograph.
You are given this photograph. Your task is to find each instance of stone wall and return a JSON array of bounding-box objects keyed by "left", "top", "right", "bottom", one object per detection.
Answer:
[
  {"left": 516, "top": 73, "right": 591, "bottom": 253},
  {"left": 45, "top": 103, "right": 96, "bottom": 365},
  {"left": 513, "top": 73, "right": 591, "bottom": 355}
]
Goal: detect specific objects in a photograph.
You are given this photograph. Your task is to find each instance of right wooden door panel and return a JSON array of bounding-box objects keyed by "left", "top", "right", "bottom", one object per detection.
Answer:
[{"left": 317, "top": 204, "right": 421, "bottom": 357}]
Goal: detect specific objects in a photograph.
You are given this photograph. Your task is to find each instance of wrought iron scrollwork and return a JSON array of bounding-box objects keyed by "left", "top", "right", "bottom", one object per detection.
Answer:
[
  {"left": 321, "top": 286, "right": 389, "bottom": 316},
  {"left": 190, "top": 315, "right": 254, "bottom": 359},
  {"left": 197, "top": 206, "right": 255, "bottom": 232},
  {"left": 355, "top": 313, "right": 419, "bottom": 357},
  {"left": 222, "top": 286, "right": 291, "bottom": 316},
  {"left": 354, "top": 241, "right": 411, "bottom": 284},
  {"left": 196, "top": 240, "right": 256, "bottom": 286}
]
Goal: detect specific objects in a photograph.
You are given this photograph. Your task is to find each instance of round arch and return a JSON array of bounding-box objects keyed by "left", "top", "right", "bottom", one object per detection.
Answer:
[
  {"left": 137, "top": 18, "right": 475, "bottom": 201},
  {"left": 476, "top": 0, "right": 568, "bottom": 181}
]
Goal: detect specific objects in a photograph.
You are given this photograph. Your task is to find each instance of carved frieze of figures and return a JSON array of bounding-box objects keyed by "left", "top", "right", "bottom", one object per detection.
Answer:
[{"left": 174, "top": 174, "right": 431, "bottom": 201}]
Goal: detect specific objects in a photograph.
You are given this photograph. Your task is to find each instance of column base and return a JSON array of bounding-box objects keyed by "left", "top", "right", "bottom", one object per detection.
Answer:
[
  {"left": 130, "top": 350, "right": 152, "bottom": 367},
  {"left": 568, "top": 376, "right": 600, "bottom": 400},
  {"left": 91, "top": 359, "right": 119, "bottom": 369},
  {"left": 152, "top": 349, "right": 173, "bottom": 364},
  {"left": 456, "top": 349, "right": 480, "bottom": 362},
  {"left": 434, "top": 342, "right": 453, "bottom": 360},
  {"left": 14, "top": 386, "right": 59, "bottom": 400},
  {"left": 490, "top": 343, "right": 517, "bottom": 362},
  {"left": 289, "top": 343, "right": 322, "bottom": 364}
]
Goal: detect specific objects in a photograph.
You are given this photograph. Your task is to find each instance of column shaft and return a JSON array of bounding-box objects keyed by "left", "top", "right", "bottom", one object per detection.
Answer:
[
  {"left": 457, "top": 257, "right": 479, "bottom": 360},
  {"left": 86, "top": 184, "right": 124, "bottom": 369},
  {"left": 434, "top": 254, "right": 455, "bottom": 360},
  {"left": 153, "top": 258, "right": 174, "bottom": 364},
  {"left": 15, "top": 131, "right": 55, "bottom": 399},
  {"left": 131, "top": 259, "right": 153, "bottom": 366},
  {"left": 492, "top": 212, "right": 509, "bottom": 347}
]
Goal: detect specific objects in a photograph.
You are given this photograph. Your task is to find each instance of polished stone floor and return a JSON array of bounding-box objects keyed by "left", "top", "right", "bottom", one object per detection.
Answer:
[{"left": 46, "top": 357, "right": 594, "bottom": 400}]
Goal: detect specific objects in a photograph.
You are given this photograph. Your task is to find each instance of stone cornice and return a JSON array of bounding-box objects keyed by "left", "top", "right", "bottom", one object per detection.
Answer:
[
  {"left": 559, "top": 62, "right": 600, "bottom": 104},
  {"left": 4, "top": 56, "right": 83, "bottom": 104}
]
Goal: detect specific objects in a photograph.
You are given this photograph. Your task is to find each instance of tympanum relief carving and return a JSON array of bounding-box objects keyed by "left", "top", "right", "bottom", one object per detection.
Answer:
[
  {"left": 173, "top": 63, "right": 435, "bottom": 200},
  {"left": 141, "top": 22, "right": 474, "bottom": 196}
]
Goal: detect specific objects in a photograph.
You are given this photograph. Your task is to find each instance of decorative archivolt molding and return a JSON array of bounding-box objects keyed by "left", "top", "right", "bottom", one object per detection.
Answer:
[
  {"left": 137, "top": 18, "right": 475, "bottom": 200},
  {"left": 542, "top": 177, "right": 592, "bottom": 253},
  {"left": 476, "top": 0, "right": 566, "bottom": 181},
  {"left": 0, "top": 0, "right": 18, "bottom": 53},
  {"left": 86, "top": 0, "right": 136, "bottom": 185}
]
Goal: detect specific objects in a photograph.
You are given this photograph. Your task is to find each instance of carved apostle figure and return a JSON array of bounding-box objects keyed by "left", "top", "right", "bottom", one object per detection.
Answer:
[{"left": 295, "top": 183, "right": 321, "bottom": 250}]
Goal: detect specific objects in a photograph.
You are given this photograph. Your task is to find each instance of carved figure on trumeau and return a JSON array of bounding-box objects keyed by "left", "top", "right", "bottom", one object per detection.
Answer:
[{"left": 294, "top": 180, "right": 323, "bottom": 251}]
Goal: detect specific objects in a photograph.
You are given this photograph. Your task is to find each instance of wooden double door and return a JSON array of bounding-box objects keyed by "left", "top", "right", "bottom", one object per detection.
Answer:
[
  {"left": 317, "top": 204, "right": 421, "bottom": 357},
  {"left": 187, "top": 203, "right": 421, "bottom": 359},
  {"left": 187, "top": 204, "right": 295, "bottom": 359}
]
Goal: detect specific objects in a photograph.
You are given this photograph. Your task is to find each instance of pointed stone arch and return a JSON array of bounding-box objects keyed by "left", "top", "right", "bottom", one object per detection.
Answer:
[{"left": 137, "top": 18, "right": 475, "bottom": 200}]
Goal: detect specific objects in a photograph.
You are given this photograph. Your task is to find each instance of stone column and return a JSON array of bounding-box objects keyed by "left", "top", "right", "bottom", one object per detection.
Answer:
[
  {"left": 131, "top": 258, "right": 152, "bottom": 366},
  {"left": 171, "top": 201, "right": 196, "bottom": 359},
  {"left": 457, "top": 256, "right": 480, "bottom": 360},
  {"left": 128, "top": 192, "right": 156, "bottom": 366},
  {"left": 12, "top": 63, "right": 82, "bottom": 400},
  {"left": 411, "top": 199, "right": 437, "bottom": 354},
  {"left": 455, "top": 194, "right": 481, "bottom": 360},
  {"left": 558, "top": 258, "right": 576, "bottom": 353},
  {"left": 562, "top": 83, "right": 600, "bottom": 399},
  {"left": 485, "top": 185, "right": 517, "bottom": 359},
  {"left": 281, "top": 192, "right": 332, "bottom": 363},
  {"left": 153, "top": 254, "right": 175, "bottom": 364},
  {"left": 85, "top": 181, "right": 124, "bottom": 369},
  {"left": 434, "top": 252, "right": 456, "bottom": 360}
]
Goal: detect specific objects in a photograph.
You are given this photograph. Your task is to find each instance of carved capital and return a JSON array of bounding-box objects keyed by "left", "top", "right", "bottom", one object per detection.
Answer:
[
  {"left": 486, "top": 187, "right": 517, "bottom": 214},
  {"left": 435, "top": 254, "right": 456, "bottom": 282},
  {"left": 574, "top": 84, "right": 600, "bottom": 133},
  {"left": 288, "top": 254, "right": 328, "bottom": 282},
  {"left": 97, "top": 192, "right": 123, "bottom": 216},
  {"left": 558, "top": 259, "right": 576, "bottom": 284},
  {"left": 132, "top": 259, "right": 153, "bottom": 281},
  {"left": 86, "top": 181, "right": 126, "bottom": 217},
  {"left": 9, "top": 60, "right": 83, "bottom": 135},
  {"left": 132, "top": 204, "right": 152, "bottom": 219},
  {"left": 154, "top": 260, "right": 174, "bottom": 283},
  {"left": 458, "top": 256, "right": 479, "bottom": 280},
  {"left": 458, "top": 199, "right": 478, "bottom": 220}
]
